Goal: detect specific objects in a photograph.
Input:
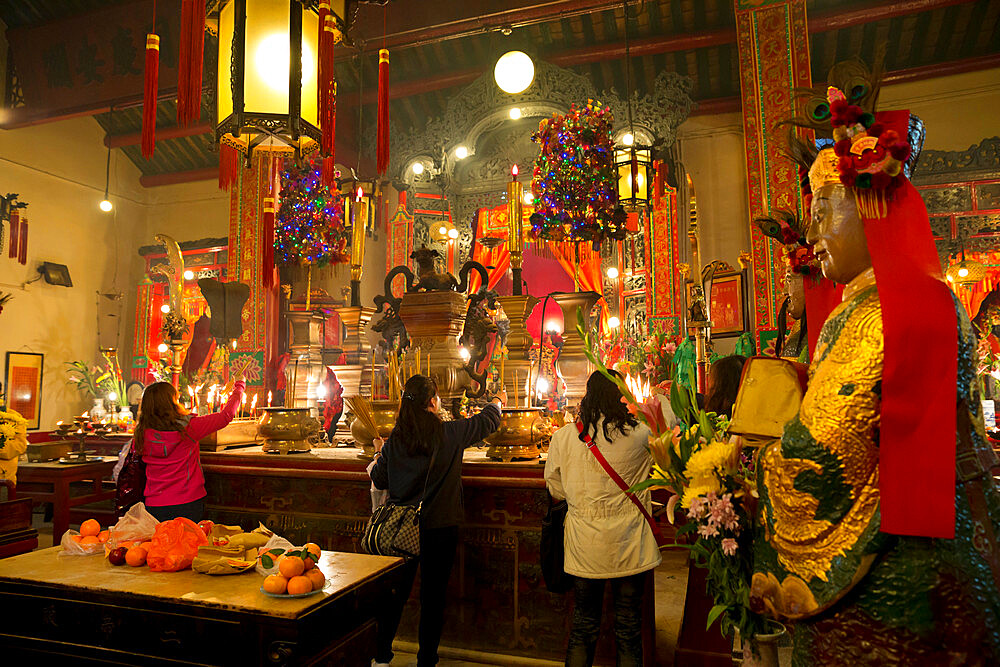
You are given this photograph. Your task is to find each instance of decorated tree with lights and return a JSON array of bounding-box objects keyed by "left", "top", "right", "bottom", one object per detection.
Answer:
[
  {"left": 529, "top": 100, "right": 623, "bottom": 243},
  {"left": 275, "top": 160, "right": 350, "bottom": 269}
]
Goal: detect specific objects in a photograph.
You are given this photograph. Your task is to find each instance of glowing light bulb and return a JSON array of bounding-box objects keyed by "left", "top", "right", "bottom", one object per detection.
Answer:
[
  {"left": 607, "top": 267, "right": 619, "bottom": 280},
  {"left": 545, "top": 319, "right": 561, "bottom": 333},
  {"left": 494, "top": 51, "right": 534, "bottom": 94},
  {"left": 455, "top": 145, "right": 469, "bottom": 159},
  {"left": 523, "top": 191, "right": 534, "bottom": 206},
  {"left": 183, "top": 270, "right": 195, "bottom": 280},
  {"left": 160, "top": 304, "right": 171, "bottom": 314},
  {"left": 958, "top": 267, "right": 969, "bottom": 277},
  {"left": 99, "top": 199, "right": 113, "bottom": 212},
  {"left": 255, "top": 32, "right": 315, "bottom": 93},
  {"left": 438, "top": 225, "right": 448, "bottom": 235},
  {"left": 448, "top": 228, "right": 459, "bottom": 240},
  {"left": 107, "top": 391, "right": 118, "bottom": 402},
  {"left": 157, "top": 343, "right": 169, "bottom": 353},
  {"left": 622, "top": 133, "right": 634, "bottom": 146},
  {"left": 607, "top": 316, "right": 621, "bottom": 329},
  {"left": 536, "top": 377, "right": 550, "bottom": 394},
  {"left": 459, "top": 347, "right": 471, "bottom": 362},
  {"left": 411, "top": 161, "right": 425, "bottom": 175},
  {"left": 316, "top": 384, "right": 327, "bottom": 398},
  {"left": 509, "top": 107, "right": 522, "bottom": 120}
]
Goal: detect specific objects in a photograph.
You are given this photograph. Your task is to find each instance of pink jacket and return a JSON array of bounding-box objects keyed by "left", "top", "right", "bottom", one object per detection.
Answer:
[{"left": 141, "top": 381, "right": 245, "bottom": 507}]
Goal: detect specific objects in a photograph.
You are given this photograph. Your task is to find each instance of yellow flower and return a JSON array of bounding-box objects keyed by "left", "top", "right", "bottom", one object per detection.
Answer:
[
  {"left": 681, "top": 479, "right": 721, "bottom": 508},
  {"left": 685, "top": 440, "right": 740, "bottom": 481}
]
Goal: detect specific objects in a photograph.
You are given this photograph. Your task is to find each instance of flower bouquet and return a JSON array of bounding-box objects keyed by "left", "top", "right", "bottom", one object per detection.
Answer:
[{"left": 576, "top": 308, "right": 770, "bottom": 642}]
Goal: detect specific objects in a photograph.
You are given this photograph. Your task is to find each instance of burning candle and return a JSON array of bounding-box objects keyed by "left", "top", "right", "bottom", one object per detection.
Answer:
[
  {"left": 250, "top": 393, "right": 259, "bottom": 416},
  {"left": 507, "top": 165, "right": 524, "bottom": 283},
  {"left": 267, "top": 390, "right": 273, "bottom": 408},
  {"left": 241, "top": 394, "right": 247, "bottom": 419}
]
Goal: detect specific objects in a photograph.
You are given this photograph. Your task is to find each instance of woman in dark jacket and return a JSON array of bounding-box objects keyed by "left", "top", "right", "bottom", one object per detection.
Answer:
[{"left": 369, "top": 374, "right": 504, "bottom": 667}]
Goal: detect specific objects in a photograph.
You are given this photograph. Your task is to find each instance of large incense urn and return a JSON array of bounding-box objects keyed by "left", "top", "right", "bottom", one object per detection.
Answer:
[
  {"left": 398, "top": 291, "right": 479, "bottom": 405},
  {"left": 258, "top": 408, "right": 321, "bottom": 454},
  {"left": 552, "top": 291, "right": 602, "bottom": 404},
  {"left": 485, "top": 407, "right": 550, "bottom": 462},
  {"left": 349, "top": 399, "right": 398, "bottom": 458}
]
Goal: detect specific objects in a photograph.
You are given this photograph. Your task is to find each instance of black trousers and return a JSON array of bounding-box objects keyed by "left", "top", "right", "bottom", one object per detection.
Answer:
[
  {"left": 375, "top": 525, "right": 459, "bottom": 666},
  {"left": 566, "top": 572, "right": 646, "bottom": 667},
  {"left": 146, "top": 496, "right": 205, "bottom": 523}
]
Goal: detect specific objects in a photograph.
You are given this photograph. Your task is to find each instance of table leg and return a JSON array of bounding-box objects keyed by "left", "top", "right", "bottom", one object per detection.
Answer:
[{"left": 52, "top": 479, "right": 70, "bottom": 541}]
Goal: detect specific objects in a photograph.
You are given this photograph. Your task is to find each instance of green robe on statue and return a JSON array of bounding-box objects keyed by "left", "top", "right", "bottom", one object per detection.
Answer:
[{"left": 752, "top": 274, "right": 1000, "bottom": 665}]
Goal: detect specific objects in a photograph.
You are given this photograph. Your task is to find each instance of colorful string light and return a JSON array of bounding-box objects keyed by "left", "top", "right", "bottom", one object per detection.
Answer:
[
  {"left": 529, "top": 100, "right": 622, "bottom": 243},
  {"left": 275, "top": 160, "right": 350, "bottom": 267}
]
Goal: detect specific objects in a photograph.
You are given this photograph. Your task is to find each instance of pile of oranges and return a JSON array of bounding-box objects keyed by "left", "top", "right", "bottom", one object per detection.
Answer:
[
  {"left": 68, "top": 518, "right": 109, "bottom": 546},
  {"left": 262, "top": 543, "right": 325, "bottom": 596}
]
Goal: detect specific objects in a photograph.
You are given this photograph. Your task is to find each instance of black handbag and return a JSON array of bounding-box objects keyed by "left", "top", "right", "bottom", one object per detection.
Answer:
[
  {"left": 114, "top": 439, "right": 145, "bottom": 518},
  {"left": 361, "top": 439, "right": 438, "bottom": 559},
  {"left": 540, "top": 492, "right": 572, "bottom": 594}
]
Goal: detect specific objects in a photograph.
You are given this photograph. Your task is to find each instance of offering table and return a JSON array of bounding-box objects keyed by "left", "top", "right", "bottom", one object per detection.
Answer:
[{"left": 0, "top": 546, "right": 403, "bottom": 666}]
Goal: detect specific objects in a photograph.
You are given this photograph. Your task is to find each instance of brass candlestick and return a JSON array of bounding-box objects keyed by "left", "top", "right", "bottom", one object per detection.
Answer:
[
  {"left": 350, "top": 188, "right": 368, "bottom": 307},
  {"left": 507, "top": 165, "right": 524, "bottom": 296}
]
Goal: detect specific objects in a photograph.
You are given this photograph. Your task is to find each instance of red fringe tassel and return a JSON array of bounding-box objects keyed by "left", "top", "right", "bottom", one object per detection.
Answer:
[
  {"left": 376, "top": 48, "right": 389, "bottom": 176},
  {"left": 142, "top": 34, "right": 160, "bottom": 159},
  {"left": 18, "top": 217, "right": 27, "bottom": 265},
  {"left": 262, "top": 197, "right": 276, "bottom": 288},
  {"left": 8, "top": 209, "right": 19, "bottom": 259},
  {"left": 219, "top": 144, "right": 239, "bottom": 190},
  {"left": 177, "top": 0, "right": 205, "bottom": 125}
]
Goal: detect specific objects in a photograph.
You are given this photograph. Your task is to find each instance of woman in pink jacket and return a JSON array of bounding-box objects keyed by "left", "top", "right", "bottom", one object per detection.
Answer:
[{"left": 137, "top": 368, "right": 245, "bottom": 522}]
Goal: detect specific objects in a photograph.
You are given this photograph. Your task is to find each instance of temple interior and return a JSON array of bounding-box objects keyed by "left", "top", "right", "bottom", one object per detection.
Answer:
[{"left": 1, "top": 1, "right": 999, "bottom": 666}]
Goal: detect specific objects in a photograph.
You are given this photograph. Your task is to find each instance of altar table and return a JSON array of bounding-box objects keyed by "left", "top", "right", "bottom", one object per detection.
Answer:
[
  {"left": 0, "top": 546, "right": 403, "bottom": 666},
  {"left": 16, "top": 456, "right": 117, "bottom": 540}
]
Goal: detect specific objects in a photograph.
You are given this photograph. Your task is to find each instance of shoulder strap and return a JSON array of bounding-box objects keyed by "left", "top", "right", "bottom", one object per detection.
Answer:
[{"left": 576, "top": 421, "right": 664, "bottom": 543}]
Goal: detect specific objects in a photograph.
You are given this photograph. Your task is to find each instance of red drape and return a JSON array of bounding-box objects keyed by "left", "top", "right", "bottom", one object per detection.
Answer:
[
  {"left": 547, "top": 240, "right": 608, "bottom": 326},
  {"left": 469, "top": 207, "right": 512, "bottom": 292}
]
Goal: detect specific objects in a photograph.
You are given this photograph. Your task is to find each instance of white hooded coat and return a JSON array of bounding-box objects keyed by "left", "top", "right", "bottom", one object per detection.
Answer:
[{"left": 544, "top": 419, "right": 662, "bottom": 579}]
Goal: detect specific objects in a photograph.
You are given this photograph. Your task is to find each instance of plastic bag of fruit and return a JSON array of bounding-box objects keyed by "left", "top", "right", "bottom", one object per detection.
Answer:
[
  {"left": 108, "top": 502, "right": 159, "bottom": 544},
  {"left": 59, "top": 518, "right": 109, "bottom": 556},
  {"left": 255, "top": 531, "right": 296, "bottom": 576},
  {"left": 147, "top": 517, "right": 209, "bottom": 572}
]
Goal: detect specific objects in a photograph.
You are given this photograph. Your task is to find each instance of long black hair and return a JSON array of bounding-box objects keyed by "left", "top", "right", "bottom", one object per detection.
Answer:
[
  {"left": 705, "top": 355, "right": 748, "bottom": 419},
  {"left": 577, "top": 370, "right": 638, "bottom": 443},
  {"left": 389, "top": 374, "right": 442, "bottom": 456}
]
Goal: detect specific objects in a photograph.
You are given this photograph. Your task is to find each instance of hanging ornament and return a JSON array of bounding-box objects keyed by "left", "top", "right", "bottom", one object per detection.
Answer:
[
  {"left": 142, "top": 32, "right": 160, "bottom": 159},
  {"left": 275, "top": 159, "right": 350, "bottom": 268},
  {"left": 177, "top": 0, "right": 205, "bottom": 125},
  {"left": 17, "top": 216, "right": 27, "bottom": 265},
  {"left": 219, "top": 144, "right": 239, "bottom": 191},
  {"left": 376, "top": 48, "right": 390, "bottom": 176},
  {"left": 8, "top": 208, "right": 20, "bottom": 260},
  {"left": 262, "top": 196, "right": 276, "bottom": 288}
]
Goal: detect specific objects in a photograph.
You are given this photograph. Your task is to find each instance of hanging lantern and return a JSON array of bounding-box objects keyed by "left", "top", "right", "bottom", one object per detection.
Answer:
[
  {"left": 946, "top": 250, "right": 986, "bottom": 287},
  {"left": 215, "top": 0, "right": 345, "bottom": 162},
  {"left": 614, "top": 143, "right": 652, "bottom": 212}
]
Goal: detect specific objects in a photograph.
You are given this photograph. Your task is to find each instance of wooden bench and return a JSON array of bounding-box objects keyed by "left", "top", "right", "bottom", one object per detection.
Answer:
[{"left": 0, "top": 481, "right": 38, "bottom": 559}]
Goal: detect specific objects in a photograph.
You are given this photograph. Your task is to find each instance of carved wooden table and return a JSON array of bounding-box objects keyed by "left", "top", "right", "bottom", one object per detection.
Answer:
[
  {"left": 17, "top": 457, "right": 117, "bottom": 540},
  {"left": 0, "top": 546, "right": 403, "bottom": 665}
]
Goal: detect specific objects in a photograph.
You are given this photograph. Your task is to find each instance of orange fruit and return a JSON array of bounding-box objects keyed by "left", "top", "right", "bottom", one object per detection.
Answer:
[
  {"left": 125, "top": 547, "right": 147, "bottom": 567},
  {"left": 80, "top": 535, "right": 101, "bottom": 545},
  {"left": 262, "top": 575, "right": 288, "bottom": 595},
  {"left": 140, "top": 541, "right": 153, "bottom": 552},
  {"left": 305, "top": 568, "right": 326, "bottom": 591},
  {"left": 118, "top": 540, "right": 134, "bottom": 549},
  {"left": 70, "top": 535, "right": 83, "bottom": 544},
  {"left": 302, "top": 555, "right": 315, "bottom": 571},
  {"left": 278, "top": 555, "right": 305, "bottom": 578},
  {"left": 80, "top": 519, "right": 101, "bottom": 537},
  {"left": 304, "top": 543, "right": 321, "bottom": 559},
  {"left": 286, "top": 575, "right": 312, "bottom": 595},
  {"left": 97, "top": 530, "right": 110, "bottom": 543}
]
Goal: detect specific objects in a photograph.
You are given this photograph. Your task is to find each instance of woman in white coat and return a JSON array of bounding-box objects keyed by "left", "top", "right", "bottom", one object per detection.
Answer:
[{"left": 544, "top": 370, "right": 661, "bottom": 667}]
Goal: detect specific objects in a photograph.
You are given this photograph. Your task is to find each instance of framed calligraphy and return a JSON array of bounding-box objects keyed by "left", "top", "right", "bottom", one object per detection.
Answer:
[{"left": 4, "top": 352, "right": 44, "bottom": 430}]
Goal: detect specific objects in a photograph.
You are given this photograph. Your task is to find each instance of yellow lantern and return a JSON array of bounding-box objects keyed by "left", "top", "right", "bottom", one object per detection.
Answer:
[
  {"left": 215, "top": 0, "right": 345, "bottom": 160},
  {"left": 614, "top": 144, "right": 652, "bottom": 211}
]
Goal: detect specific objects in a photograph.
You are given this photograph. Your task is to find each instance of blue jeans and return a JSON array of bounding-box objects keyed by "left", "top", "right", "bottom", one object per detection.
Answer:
[
  {"left": 566, "top": 572, "right": 646, "bottom": 667},
  {"left": 146, "top": 497, "right": 205, "bottom": 523}
]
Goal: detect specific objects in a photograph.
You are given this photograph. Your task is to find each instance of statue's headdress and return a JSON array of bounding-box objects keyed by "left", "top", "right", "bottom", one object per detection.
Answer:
[
  {"left": 787, "top": 58, "right": 956, "bottom": 540},
  {"left": 754, "top": 210, "right": 816, "bottom": 276}
]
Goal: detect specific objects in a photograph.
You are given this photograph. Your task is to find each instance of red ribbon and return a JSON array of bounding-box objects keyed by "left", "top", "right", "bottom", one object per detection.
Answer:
[
  {"left": 802, "top": 275, "right": 843, "bottom": 359},
  {"left": 861, "top": 152, "right": 957, "bottom": 538}
]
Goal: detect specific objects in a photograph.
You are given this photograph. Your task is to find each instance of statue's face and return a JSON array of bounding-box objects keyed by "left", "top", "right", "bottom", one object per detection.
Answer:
[
  {"left": 786, "top": 267, "right": 805, "bottom": 320},
  {"left": 806, "top": 184, "right": 872, "bottom": 285}
]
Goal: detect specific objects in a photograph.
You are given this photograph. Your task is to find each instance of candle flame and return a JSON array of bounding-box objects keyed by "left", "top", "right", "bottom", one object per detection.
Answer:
[
  {"left": 625, "top": 374, "right": 650, "bottom": 400},
  {"left": 356, "top": 186, "right": 364, "bottom": 201},
  {"left": 511, "top": 164, "right": 518, "bottom": 177},
  {"left": 250, "top": 394, "right": 259, "bottom": 411},
  {"left": 267, "top": 390, "right": 273, "bottom": 407}
]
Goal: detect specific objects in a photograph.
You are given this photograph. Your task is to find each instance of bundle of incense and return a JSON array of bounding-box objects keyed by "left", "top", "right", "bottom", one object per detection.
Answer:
[
  {"left": 513, "top": 370, "right": 519, "bottom": 407},
  {"left": 346, "top": 395, "right": 378, "bottom": 436}
]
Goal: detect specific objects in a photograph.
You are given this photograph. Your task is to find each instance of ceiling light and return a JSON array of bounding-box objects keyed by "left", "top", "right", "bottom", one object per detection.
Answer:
[
  {"left": 509, "top": 107, "right": 522, "bottom": 120},
  {"left": 411, "top": 161, "right": 425, "bottom": 175},
  {"left": 183, "top": 270, "right": 195, "bottom": 280},
  {"left": 448, "top": 228, "right": 460, "bottom": 239},
  {"left": 607, "top": 316, "right": 621, "bottom": 329},
  {"left": 438, "top": 225, "right": 448, "bottom": 235},
  {"left": 522, "top": 191, "right": 533, "bottom": 206},
  {"left": 622, "top": 132, "right": 634, "bottom": 146},
  {"left": 99, "top": 199, "right": 113, "bottom": 212},
  {"left": 607, "top": 267, "right": 619, "bottom": 279},
  {"left": 454, "top": 145, "right": 469, "bottom": 159},
  {"left": 494, "top": 51, "right": 534, "bottom": 94}
]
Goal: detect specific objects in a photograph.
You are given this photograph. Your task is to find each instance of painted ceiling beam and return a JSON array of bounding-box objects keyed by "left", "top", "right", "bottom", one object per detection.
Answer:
[
  {"left": 104, "top": 122, "right": 213, "bottom": 148},
  {"left": 139, "top": 167, "right": 219, "bottom": 188}
]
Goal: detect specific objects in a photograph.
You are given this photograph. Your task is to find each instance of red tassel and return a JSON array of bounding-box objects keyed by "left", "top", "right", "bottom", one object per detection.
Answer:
[
  {"left": 322, "top": 156, "right": 337, "bottom": 187},
  {"left": 219, "top": 144, "right": 239, "bottom": 190},
  {"left": 262, "top": 197, "right": 276, "bottom": 289},
  {"left": 376, "top": 48, "right": 389, "bottom": 176},
  {"left": 8, "top": 208, "right": 19, "bottom": 259},
  {"left": 142, "top": 34, "right": 160, "bottom": 159},
  {"left": 177, "top": 0, "right": 205, "bottom": 125},
  {"left": 18, "top": 217, "right": 27, "bottom": 265},
  {"left": 321, "top": 15, "right": 337, "bottom": 158}
]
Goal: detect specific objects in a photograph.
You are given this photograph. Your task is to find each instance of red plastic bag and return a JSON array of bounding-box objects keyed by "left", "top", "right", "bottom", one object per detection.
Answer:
[{"left": 147, "top": 517, "right": 209, "bottom": 572}]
